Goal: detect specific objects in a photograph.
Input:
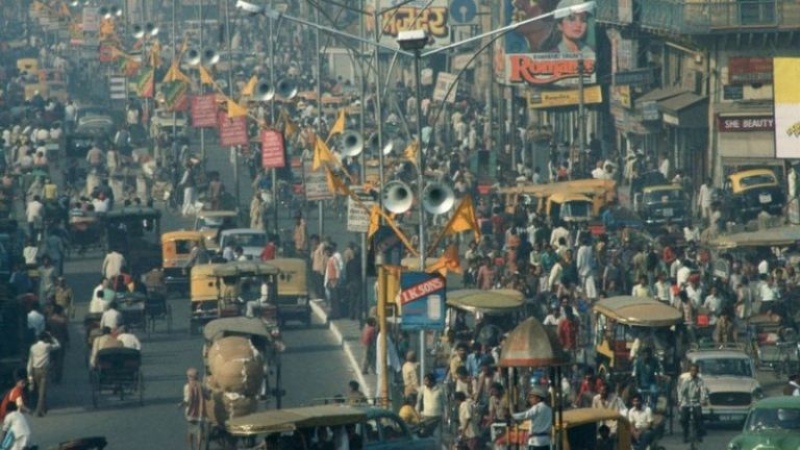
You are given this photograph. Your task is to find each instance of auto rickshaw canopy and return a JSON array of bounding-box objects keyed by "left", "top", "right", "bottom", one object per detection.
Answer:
[
  {"left": 708, "top": 226, "right": 800, "bottom": 249},
  {"left": 226, "top": 405, "right": 367, "bottom": 436},
  {"left": 102, "top": 206, "right": 162, "bottom": 221},
  {"left": 446, "top": 289, "right": 524, "bottom": 315},
  {"left": 271, "top": 258, "right": 309, "bottom": 296},
  {"left": 594, "top": 296, "right": 682, "bottom": 327},
  {"left": 161, "top": 230, "right": 203, "bottom": 244},
  {"left": 727, "top": 168, "right": 778, "bottom": 192},
  {"left": 211, "top": 261, "right": 280, "bottom": 277},
  {"left": 498, "top": 317, "right": 570, "bottom": 367},
  {"left": 203, "top": 317, "right": 273, "bottom": 342}
]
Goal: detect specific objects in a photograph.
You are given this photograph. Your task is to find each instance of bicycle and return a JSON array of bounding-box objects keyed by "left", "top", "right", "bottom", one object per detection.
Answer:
[{"left": 682, "top": 403, "right": 703, "bottom": 450}]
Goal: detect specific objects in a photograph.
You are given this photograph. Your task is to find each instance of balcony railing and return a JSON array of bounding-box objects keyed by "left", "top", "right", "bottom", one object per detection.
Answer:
[{"left": 599, "top": 0, "right": 800, "bottom": 34}]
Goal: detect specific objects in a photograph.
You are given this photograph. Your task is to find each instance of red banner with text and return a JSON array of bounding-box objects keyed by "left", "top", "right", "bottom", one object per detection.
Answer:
[
  {"left": 191, "top": 94, "right": 218, "bottom": 128},
  {"left": 218, "top": 112, "right": 248, "bottom": 147},
  {"left": 261, "top": 129, "right": 286, "bottom": 169}
]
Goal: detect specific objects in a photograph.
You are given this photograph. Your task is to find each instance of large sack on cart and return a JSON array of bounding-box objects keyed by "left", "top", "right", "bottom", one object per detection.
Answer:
[
  {"left": 206, "top": 389, "right": 258, "bottom": 425},
  {"left": 206, "top": 336, "right": 264, "bottom": 396}
]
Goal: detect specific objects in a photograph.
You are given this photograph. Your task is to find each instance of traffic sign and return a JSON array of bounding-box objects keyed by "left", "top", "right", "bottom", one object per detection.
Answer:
[
  {"left": 449, "top": 0, "right": 477, "bottom": 24},
  {"left": 400, "top": 272, "right": 446, "bottom": 331}
]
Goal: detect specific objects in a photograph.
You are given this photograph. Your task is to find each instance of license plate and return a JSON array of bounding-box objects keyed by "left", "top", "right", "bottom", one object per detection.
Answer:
[
  {"left": 718, "top": 414, "right": 740, "bottom": 421},
  {"left": 759, "top": 193, "right": 772, "bottom": 204},
  {"left": 662, "top": 208, "right": 674, "bottom": 217}
]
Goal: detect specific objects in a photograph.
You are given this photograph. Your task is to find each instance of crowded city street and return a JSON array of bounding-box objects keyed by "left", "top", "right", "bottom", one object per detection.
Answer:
[{"left": 1, "top": 0, "right": 800, "bottom": 449}]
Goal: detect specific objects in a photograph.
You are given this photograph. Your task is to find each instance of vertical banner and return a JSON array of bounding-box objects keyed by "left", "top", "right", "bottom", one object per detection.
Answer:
[
  {"left": 302, "top": 161, "right": 334, "bottom": 201},
  {"left": 399, "top": 271, "right": 446, "bottom": 331},
  {"left": 217, "top": 111, "right": 248, "bottom": 147},
  {"left": 347, "top": 187, "right": 377, "bottom": 233},
  {"left": 773, "top": 57, "right": 800, "bottom": 159},
  {"left": 190, "top": 94, "right": 218, "bottom": 127},
  {"left": 261, "top": 129, "right": 286, "bottom": 169}
]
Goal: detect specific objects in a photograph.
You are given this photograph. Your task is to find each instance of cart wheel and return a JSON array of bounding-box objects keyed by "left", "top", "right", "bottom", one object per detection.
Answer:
[
  {"left": 138, "top": 372, "right": 145, "bottom": 406},
  {"left": 90, "top": 372, "right": 99, "bottom": 408},
  {"left": 167, "top": 304, "right": 173, "bottom": 333}
]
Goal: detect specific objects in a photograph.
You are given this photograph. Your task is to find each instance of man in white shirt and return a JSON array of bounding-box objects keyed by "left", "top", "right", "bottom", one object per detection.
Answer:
[
  {"left": 627, "top": 394, "right": 654, "bottom": 450},
  {"left": 416, "top": 373, "right": 444, "bottom": 444},
  {"left": 245, "top": 281, "right": 270, "bottom": 318},
  {"left": 702, "top": 286, "right": 723, "bottom": 324},
  {"left": 2, "top": 403, "right": 31, "bottom": 448},
  {"left": 512, "top": 387, "right": 552, "bottom": 450},
  {"left": 758, "top": 276, "right": 778, "bottom": 313},
  {"left": 697, "top": 178, "right": 714, "bottom": 223},
  {"left": 27, "top": 331, "right": 60, "bottom": 417},
  {"left": 116, "top": 325, "right": 141, "bottom": 351},
  {"left": 27, "top": 304, "right": 45, "bottom": 336},
  {"left": 89, "top": 288, "right": 109, "bottom": 314},
  {"left": 102, "top": 250, "right": 125, "bottom": 280},
  {"left": 25, "top": 195, "right": 44, "bottom": 242},
  {"left": 100, "top": 302, "right": 123, "bottom": 332},
  {"left": 757, "top": 258, "right": 769, "bottom": 275}
]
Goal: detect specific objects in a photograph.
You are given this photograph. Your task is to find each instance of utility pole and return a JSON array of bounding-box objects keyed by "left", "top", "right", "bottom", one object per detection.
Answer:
[
  {"left": 268, "top": 0, "right": 278, "bottom": 235},
  {"left": 198, "top": 0, "right": 205, "bottom": 163},
  {"left": 224, "top": 0, "right": 238, "bottom": 205},
  {"left": 171, "top": 0, "right": 177, "bottom": 141},
  {"left": 315, "top": 6, "right": 324, "bottom": 238},
  {"left": 577, "top": 57, "right": 586, "bottom": 175}
]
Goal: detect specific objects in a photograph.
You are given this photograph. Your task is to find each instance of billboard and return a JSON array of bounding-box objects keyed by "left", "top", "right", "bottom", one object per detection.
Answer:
[
  {"left": 773, "top": 58, "right": 800, "bottom": 159},
  {"left": 399, "top": 271, "right": 446, "bottom": 331},
  {"left": 370, "top": 0, "right": 451, "bottom": 48},
  {"left": 498, "top": 0, "right": 596, "bottom": 88}
]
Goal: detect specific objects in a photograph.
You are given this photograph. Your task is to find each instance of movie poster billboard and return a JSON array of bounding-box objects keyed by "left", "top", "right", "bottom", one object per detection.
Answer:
[
  {"left": 368, "top": 0, "right": 451, "bottom": 48},
  {"left": 773, "top": 57, "right": 800, "bottom": 159},
  {"left": 497, "top": 0, "right": 596, "bottom": 88}
]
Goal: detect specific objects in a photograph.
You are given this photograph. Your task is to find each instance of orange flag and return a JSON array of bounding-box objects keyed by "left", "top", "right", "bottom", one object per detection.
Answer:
[
  {"left": 324, "top": 166, "right": 350, "bottom": 197},
  {"left": 367, "top": 205, "right": 380, "bottom": 239},
  {"left": 404, "top": 140, "right": 419, "bottom": 166},
  {"left": 326, "top": 109, "right": 346, "bottom": 142},
  {"left": 441, "top": 195, "right": 481, "bottom": 241},
  {"left": 198, "top": 65, "right": 215, "bottom": 85},
  {"left": 240, "top": 75, "right": 258, "bottom": 98},
  {"left": 426, "top": 244, "right": 462, "bottom": 276},
  {"left": 226, "top": 99, "right": 248, "bottom": 118},
  {"left": 312, "top": 136, "right": 335, "bottom": 171},
  {"left": 280, "top": 109, "right": 298, "bottom": 138}
]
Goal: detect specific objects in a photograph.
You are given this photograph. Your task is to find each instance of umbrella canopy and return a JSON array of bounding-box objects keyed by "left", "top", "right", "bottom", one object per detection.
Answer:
[
  {"left": 446, "top": 289, "right": 524, "bottom": 315},
  {"left": 498, "top": 317, "right": 570, "bottom": 368}
]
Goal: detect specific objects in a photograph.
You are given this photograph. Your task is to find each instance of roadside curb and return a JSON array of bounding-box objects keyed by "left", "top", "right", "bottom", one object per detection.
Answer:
[{"left": 310, "top": 300, "right": 372, "bottom": 398}]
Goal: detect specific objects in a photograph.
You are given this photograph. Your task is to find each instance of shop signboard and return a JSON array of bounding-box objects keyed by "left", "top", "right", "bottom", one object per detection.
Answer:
[
  {"left": 527, "top": 85, "right": 603, "bottom": 109},
  {"left": 400, "top": 271, "right": 446, "bottom": 331},
  {"left": 729, "top": 57, "right": 773, "bottom": 85},
  {"left": 773, "top": 58, "right": 800, "bottom": 158},
  {"left": 716, "top": 115, "right": 774, "bottom": 132},
  {"left": 374, "top": 0, "right": 451, "bottom": 48}
]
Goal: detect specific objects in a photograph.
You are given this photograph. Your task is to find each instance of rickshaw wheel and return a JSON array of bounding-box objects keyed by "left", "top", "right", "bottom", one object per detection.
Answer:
[{"left": 138, "top": 372, "right": 145, "bottom": 406}]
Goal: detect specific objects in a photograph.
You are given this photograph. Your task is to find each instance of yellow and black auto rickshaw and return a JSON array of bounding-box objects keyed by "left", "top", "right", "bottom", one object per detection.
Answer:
[
  {"left": 270, "top": 258, "right": 311, "bottom": 327},
  {"left": 161, "top": 230, "right": 203, "bottom": 292}
]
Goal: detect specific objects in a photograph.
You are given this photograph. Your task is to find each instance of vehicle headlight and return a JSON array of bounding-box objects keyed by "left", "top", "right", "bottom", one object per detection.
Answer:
[
  {"left": 728, "top": 442, "right": 740, "bottom": 450},
  {"left": 297, "top": 296, "right": 307, "bottom": 305},
  {"left": 753, "top": 387, "right": 765, "bottom": 400}
]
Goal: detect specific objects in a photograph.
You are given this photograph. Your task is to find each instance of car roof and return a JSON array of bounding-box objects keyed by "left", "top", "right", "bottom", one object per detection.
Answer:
[
  {"left": 687, "top": 350, "right": 751, "bottom": 360},
  {"left": 753, "top": 396, "right": 800, "bottom": 409},
  {"left": 221, "top": 228, "right": 266, "bottom": 235}
]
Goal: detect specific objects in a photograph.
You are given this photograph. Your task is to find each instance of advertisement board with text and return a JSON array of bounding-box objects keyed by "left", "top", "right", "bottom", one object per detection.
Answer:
[{"left": 773, "top": 58, "right": 800, "bottom": 158}]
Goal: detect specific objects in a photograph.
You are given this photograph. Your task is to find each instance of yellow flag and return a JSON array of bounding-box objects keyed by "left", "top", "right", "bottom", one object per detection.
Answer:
[
  {"left": 226, "top": 99, "right": 248, "bottom": 118},
  {"left": 326, "top": 109, "right": 346, "bottom": 142},
  {"left": 404, "top": 140, "right": 419, "bottom": 166},
  {"left": 324, "top": 166, "right": 351, "bottom": 197},
  {"left": 198, "top": 65, "right": 215, "bottom": 85},
  {"left": 442, "top": 195, "right": 481, "bottom": 241},
  {"left": 162, "top": 61, "right": 191, "bottom": 83},
  {"left": 367, "top": 205, "right": 380, "bottom": 239},
  {"left": 281, "top": 110, "right": 298, "bottom": 138},
  {"left": 312, "top": 137, "right": 335, "bottom": 171},
  {"left": 426, "top": 244, "right": 462, "bottom": 276},
  {"left": 241, "top": 75, "right": 258, "bottom": 98}
]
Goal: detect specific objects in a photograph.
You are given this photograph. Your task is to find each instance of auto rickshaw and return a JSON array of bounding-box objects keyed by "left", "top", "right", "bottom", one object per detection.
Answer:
[
  {"left": 161, "top": 230, "right": 203, "bottom": 292},
  {"left": 101, "top": 207, "right": 162, "bottom": 274},
  {"left": 495, "top": 408, "right": 634, "bottom": 450},
  {"left": 189, "top": 261, "right": 280, "bottom": 334},
  {"left": 193, "top": 210, "right": 238, "bottom": 251},
  {"left": 270, "top": 257, "right": 310, "bottom": 327},
  {"left": 546, "top": 192, "right": 595, "bottom": 223},
  {"left": 720, "top": 168, "right": 786, "bottom": 222},
  {"left": 445, "top": 289, "right": 525, "bottom": 352}
]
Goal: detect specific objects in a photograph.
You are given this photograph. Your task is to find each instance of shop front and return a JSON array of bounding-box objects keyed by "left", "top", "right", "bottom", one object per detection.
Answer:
[{"left": 714, "top": 102, "right": 783, "bottom": 182}]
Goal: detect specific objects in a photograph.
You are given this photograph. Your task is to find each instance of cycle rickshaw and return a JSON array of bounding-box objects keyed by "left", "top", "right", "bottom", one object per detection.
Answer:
[{"left": 90, "top": 347, "right": 144, "bottom": 408}]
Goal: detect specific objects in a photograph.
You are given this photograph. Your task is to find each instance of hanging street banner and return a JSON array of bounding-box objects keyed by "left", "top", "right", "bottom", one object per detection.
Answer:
[
  {"left": 261, "top": 129, "right": 286, "bottom": 169},
  {"left": 433, "top": 72, "right": 458, "bottom": 103},
  {"left": 372, "top": 0, "right": 451, "bottom": 48},
  {"left": 161, "top": 81, "right": 190, "bottom": 112},
  {"left": 303, "top": 161, "right": 334, "bottom": 201},
  {"left": 217, "top": 112, "right": 248, "bottom": 147},
  {"left": 527, "top": 85, "right": 603, "bottom": 109},
  {"left": 400, "top": 271, "right": 446, "bottom": 331},
  {"left": 191, "top": 95, "right": 218, "bottom": 127},
  {"left": 347, "top": 187, "right": 376, "bottom": 233}
]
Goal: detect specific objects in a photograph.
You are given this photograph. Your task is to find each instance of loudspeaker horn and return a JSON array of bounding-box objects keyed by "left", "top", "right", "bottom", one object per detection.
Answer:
[
  {"left": 202, "top": 48, "right": 219, "bottom": 65},
  {"left": 340, "top": 130, "right": 363, "bottom": 157},
  {"left": 183, "top": 48, "right": 201, "bottom": 66},
  {"left": 383, "top": 180, "right": 413, "bottom": 214},
  {"left": 276, "top": 78, "right": 298, "bottom": 100},
  {"left": 422, "top": 183, "right": 455, "bottom": 215},
  {"left": 253, "top": 81, "right": 275, "bottom": 101},
  {"left": 132, "top": 24, "right": 144, "bottom": 39},
  {"left": 382, "top": 141, "right": 394, "bottom": 156},
  {"left": 144, "top": 22, "right": 159, "bottom": 36},
  {"left": 99, "top": 6, "right": 109, "bottom": 17},
  {"left": 106, "top": 6, "right": 121, "bottom": 18}
]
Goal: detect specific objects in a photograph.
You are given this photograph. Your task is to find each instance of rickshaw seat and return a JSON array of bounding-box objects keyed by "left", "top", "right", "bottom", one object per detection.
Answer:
[{"left": 95, "top": 348, "right": 141, "bottom": 372}]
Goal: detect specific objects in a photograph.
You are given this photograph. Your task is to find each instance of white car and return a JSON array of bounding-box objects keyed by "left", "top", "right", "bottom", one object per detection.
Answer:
[
  {"left": 218, "top": 228, "right": 267, "bottom": 260},
  {"left": 150, "top": 109, "right": 188, "bottom": 138},
  {"left": 681, "top": 348, "right": 764, "bottom": 423}
]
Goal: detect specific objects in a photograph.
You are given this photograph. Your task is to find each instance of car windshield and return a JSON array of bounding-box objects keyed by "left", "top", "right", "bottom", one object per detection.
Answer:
[
  {"left": 739, "top": 174, "right": 776, "bottom": 187},
  {"left": 562, "top": 201, "right": 591, "bottom": 219},
  {"left": 644, "top": 189, "right": 682, "bottom": 203},
  {"left": 225, "top": 233, "right": 266, "bottom": 248},
  {"left": 697, "top": 358, "right": 753, "bottom": 377},
  {"left": 745, "top": 407, "right": 800, "bottom": 431},
  {"left": 196, "top": 216, "right": 224, "bottom": 230}
]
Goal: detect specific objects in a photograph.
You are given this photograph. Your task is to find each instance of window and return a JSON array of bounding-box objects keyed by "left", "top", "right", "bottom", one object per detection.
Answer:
[
  {"left": 697, "top": 358, "right": 753, "bottom": 377},
  {"left": 739, "top": 174, "right": 776, "bottom": 188}
]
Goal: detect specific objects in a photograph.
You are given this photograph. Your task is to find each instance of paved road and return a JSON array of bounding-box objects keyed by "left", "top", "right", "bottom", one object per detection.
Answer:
[{"left": 29, "top": 138, "right": 364, "bottom": 449}]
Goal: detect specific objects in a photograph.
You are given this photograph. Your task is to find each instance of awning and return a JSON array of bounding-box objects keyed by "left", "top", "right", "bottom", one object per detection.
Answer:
[
  {"left": 635, "top": 87, "right": 686, "bottom": 105},
  {"left": 658, "top": 93, "right": 708, "bottom": 128}
]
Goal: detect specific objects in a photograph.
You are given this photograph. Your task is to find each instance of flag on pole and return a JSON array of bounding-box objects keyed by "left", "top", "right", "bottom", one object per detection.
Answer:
[
  {"left": 367, "top": 205, "right": 380, "bottom": 239},
  {"left": 226, "top": 99, "right": 248, "bottom": 118},
  {"left": 280, "top": 109, "right": 298, "bottom": 138},
  {"left": 326, "top": 109, "right": 346, "bottom": 142},
  {"left": 404, "top": 140, "right": 419, "bottom": 166},
  {"left": 136, "top": 68, "right": 155, "bottom": 98},
  {"left": 441, "top": 195, "right": 481, "bottom": 241},
  {"left": 324, "top": 166, "right": 351, "bottom": 197},
  {"left": 198, "top": 65, "right": 215, "bottom": 85},
  {"left": 162, "top": 61, "right": 191, "bottom": 83},
  {"left": 240, "top": 75, "right": 258, "bottom": 98},
  {"left": 426, "top": 244, "right": 462, "bottom": 276},
  {"left": 312, "top": 136, "right": 335, "bottom": 171}
]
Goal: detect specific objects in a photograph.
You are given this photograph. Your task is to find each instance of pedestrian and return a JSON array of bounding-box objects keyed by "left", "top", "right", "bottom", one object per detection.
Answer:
[
  {"left": 37, "top": 256, "right": 55, "bottom": 303},
  {"left": 292, "top": 214, "right": 306, "bottom": 257},
  {"left": 678, "top": 363, "right": 708, "bottom": 444},
  {"left": 697, "top": 178, "right": 714, "bottom": 225},
  {"left": 179, "top": 162, "right": 197, "bottom": 216},
  {"left": 1, "top": 402, "right": 31, "bottom": 450},
  {"left": 102, "top": 248, "right": 126, "bottom": 280},
  {"left": 44, "top": 232, "right": 64, "bottom": 277},
  {"left": 402, "top": 350, "right": 419, "bottom": 396},
  {"left": 455, "top": 391, "right": 479, "bottom": 450},
  {"left": 116, "top": 325, "right": 142, "bottom": 351},
  {"left": 416, "top": 373, "right": 445, "bottom": 442},
  {"left": 360, "top": 317, "right": 377, "bottom": 375},
  {"left": 345, "top": 380, "right": 367, "bottom": 405},
  {"left": 180, "top": 367, "right": 206, "bottom": 450},
  {"left": 311, "top": 236, "right": 327, "bottom": 299},
  {"left": 0, "top": 371, "right": 30, "bottom": 420},
  {"left": 54, "top": 277, "right": 74, "bottom": 319},
  {"left": 323, "top": 244, "right": 342, "bottom": 318},
  {"left": 511, "top": 386, "right": 553, "bottom": 450},
  {"left": 45, "top": 304, "right": 69, "bottom": 384},
  {"left": 26, "top": 331, "right": 60, "bottom": 417},
  {"left": 25, "top": 195, "right": 44, "bottom": 243}
]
